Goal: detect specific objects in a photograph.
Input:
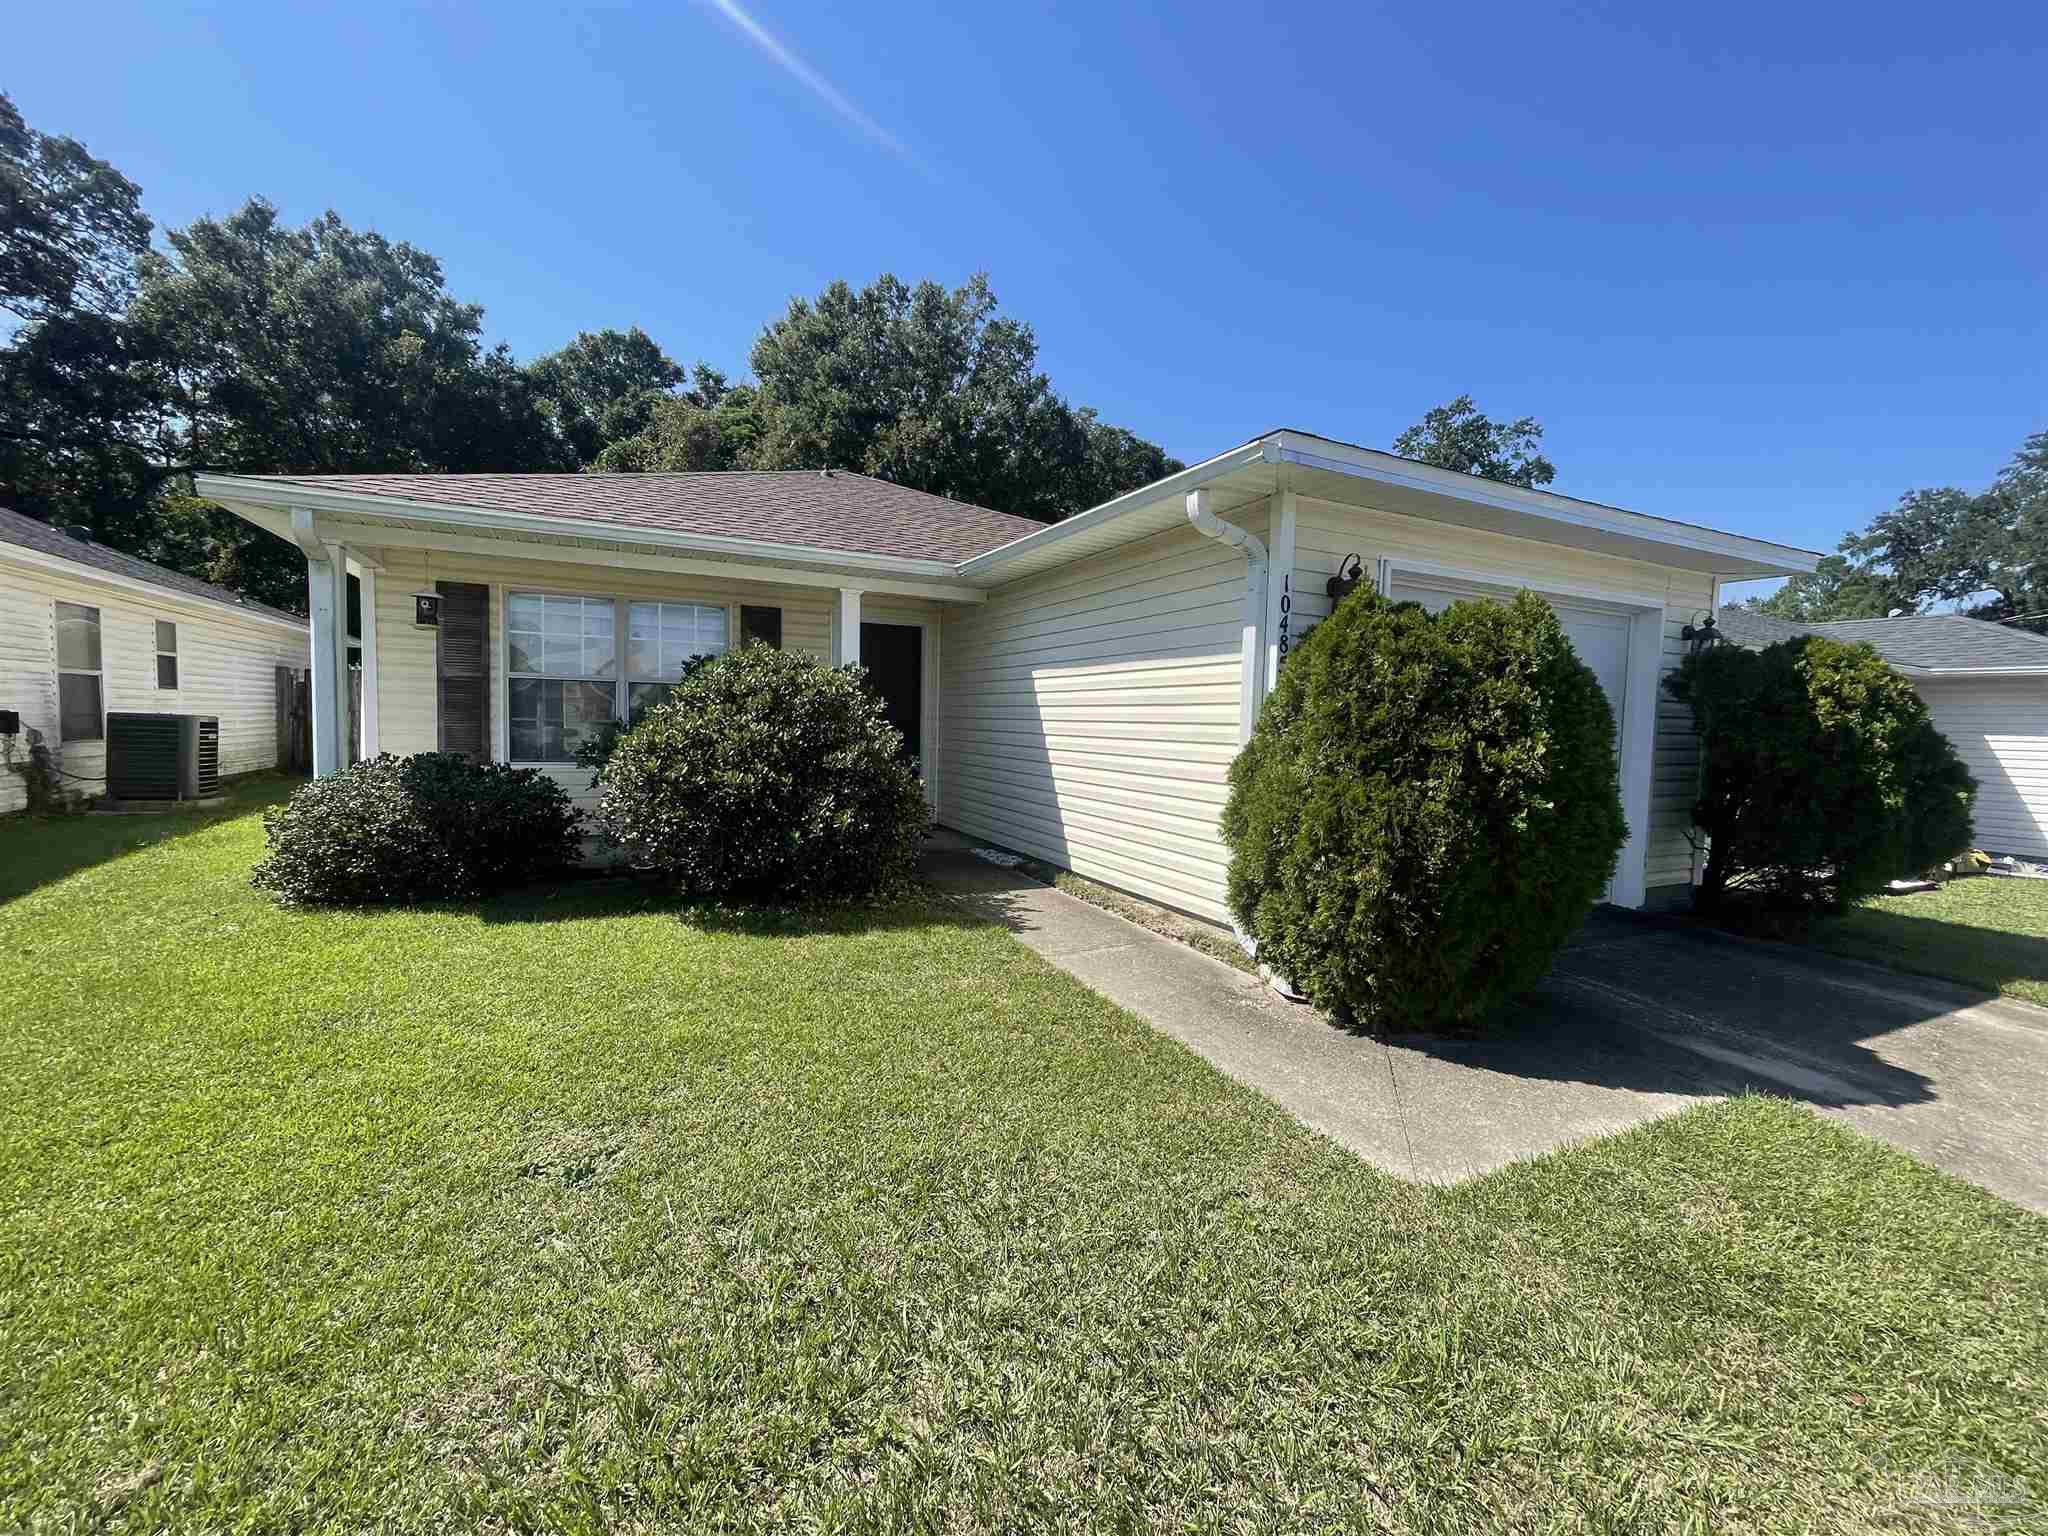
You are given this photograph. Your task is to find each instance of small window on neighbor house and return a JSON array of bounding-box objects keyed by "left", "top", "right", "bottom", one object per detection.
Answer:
[
  {"left": 55, "top": 601, "right": 103, "bottom": 741},
  {"left": 155, "top": 620, "right": 179, "bottom": 690},
  {"left": 741, "top": 605, "right": 783, "bottom": 649}
]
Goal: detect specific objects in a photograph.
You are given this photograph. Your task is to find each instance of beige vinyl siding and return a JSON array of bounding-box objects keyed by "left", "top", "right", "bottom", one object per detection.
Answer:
[
  {"left": 1285, "top": 494, "right": 1713, "bottom": 898},
  {"left": 1915, "top": 678, "right": 2048, "bottom": 859},
  {"left": 939, "top": 510, "right": 1264, "bottom": 925},
  {"left": 364, "top": 545, "right": 918, "bottom": 808},
  {"left": 0, "top": 555, "right": 310, "bottom": 812}
]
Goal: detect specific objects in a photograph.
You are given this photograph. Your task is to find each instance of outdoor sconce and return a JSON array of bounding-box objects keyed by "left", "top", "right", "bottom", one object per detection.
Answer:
[
  {"left": 1327, "top": 553, "right": 1366, "bottom": 605},
  {"left": 1680, "top": 612, "right": 1725, "bottom": 656}
]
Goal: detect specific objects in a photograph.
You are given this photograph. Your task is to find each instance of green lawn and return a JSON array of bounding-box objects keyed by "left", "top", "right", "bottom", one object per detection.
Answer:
[
  {"left": 1815, "top": 875, "right": 2048, "bottom": 1006},
  {"left": 3, "top": 784, "right": 2045, "bottom": 1532}
]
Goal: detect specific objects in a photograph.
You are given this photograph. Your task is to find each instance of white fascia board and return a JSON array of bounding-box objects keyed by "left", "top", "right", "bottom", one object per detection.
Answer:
[
  {"left": 272, "top": 516, "right": 985, "bottom": 605},
  {"left": 1266, "top": 432, "right": 1823, "bottom": 578},
  {"left": 0, "top": 541, "right": 309, "bottom": 637},
  {"left": 954, "top": 440, "right": 1273, "bottom": 580},
  {"left": 197, "top": 474, "right": 973, "bottom": 584},
  {"left": 1901, "top": 665, "right": 2048, "bottom": 680}
]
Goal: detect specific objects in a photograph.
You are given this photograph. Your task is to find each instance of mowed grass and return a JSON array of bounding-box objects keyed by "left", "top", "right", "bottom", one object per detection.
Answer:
[
  {"left": 3, "top": 784, "right": 2046, "bottom": 1532},
  {"left": 1816, "top": 875, "right": 2048, "bottom": 1006}
]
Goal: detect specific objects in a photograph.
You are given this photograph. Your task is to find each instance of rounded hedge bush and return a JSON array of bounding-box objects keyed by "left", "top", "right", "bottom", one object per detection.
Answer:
[
  {"left": 590, "top": 645, "right": 931, "bottom": 899},
  {"left": 1222, "top": 588, "right": 1627, "bottom": 1033},
  {"left": 252, "top": 752, "right": 584, "bottom": 906},
  {"left": 1665, "top": 635, "right": 1976, "bottom": 915}
]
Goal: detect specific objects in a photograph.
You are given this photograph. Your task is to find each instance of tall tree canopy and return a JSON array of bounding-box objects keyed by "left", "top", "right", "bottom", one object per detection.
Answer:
[
  {"left": 2, "top": 95, "right": 1182, "bottom": 613},
  {"left": 1750, "top": 430, "right": 2048, "bottom": 629},
  {"left": 597, "top": 274, "right": 1181, "bottom": 521},
  {"left": 1392, "top": 394, "right": 1557, "bottom": 488},
  {"left": 526, "top": 326, "right": 687, "bottom": 467},
  {"left": 0, "top": 92, "right": 151, "bottom": 327}
]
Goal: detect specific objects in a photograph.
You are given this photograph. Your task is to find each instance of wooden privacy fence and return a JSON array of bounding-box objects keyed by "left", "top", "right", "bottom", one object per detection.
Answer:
[{"left": 275, "top": 666, "right": 360, "bottom": 773}]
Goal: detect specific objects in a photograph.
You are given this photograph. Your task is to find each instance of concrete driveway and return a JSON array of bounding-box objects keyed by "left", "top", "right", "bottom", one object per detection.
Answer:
[{"left": 924, "top": 840, "right": 2048, "bottom": 1213}]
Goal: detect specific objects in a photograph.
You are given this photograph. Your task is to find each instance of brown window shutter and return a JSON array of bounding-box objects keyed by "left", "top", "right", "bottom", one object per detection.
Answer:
[{"left": 436, "top": 581, "right": 491, "bottom": 759}]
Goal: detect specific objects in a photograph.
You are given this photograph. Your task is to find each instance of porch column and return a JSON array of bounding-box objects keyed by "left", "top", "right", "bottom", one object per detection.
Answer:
[
  {"left": 304, "top": 544, "right": 351, "bottom": 777},
  {"left": 835, "top": 587, "right": 863, "bottom": 667}
]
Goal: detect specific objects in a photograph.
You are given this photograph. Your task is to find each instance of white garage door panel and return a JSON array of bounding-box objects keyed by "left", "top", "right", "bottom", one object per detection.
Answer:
[{"left": 1391, "top": 579, "right": 1635, "bottom": 901}]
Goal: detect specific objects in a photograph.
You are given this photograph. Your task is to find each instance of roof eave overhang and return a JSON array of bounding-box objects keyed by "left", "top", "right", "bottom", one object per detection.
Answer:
[
  {"left": 195, "top": 473, "right": 985, "bottom": 592},
  {"left": 0, "top": 538, "right": 308, "bottom": 634},
  {"left": 956, "top": 431, "right": 1823, "bottom": 585}
]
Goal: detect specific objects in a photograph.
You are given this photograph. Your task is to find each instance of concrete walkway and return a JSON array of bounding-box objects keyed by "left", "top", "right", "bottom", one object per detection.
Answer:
[{"left": 922, "top": 836, "right": 2048, "bottom": 1213}]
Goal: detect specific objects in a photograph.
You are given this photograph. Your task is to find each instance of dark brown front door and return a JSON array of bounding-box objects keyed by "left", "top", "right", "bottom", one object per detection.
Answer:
[{"left": 859, "top": 622, "right": 922, "bottom": 768}]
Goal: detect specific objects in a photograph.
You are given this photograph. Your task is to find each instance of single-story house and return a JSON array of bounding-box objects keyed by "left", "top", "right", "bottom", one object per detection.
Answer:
[
  {"left": 196, "top": 430, "right": 1817, "bottom": 922},
  {"left": 1715, "top": 606, "right": 2048, "bottom": 860},
  {"left": 0, "top": 507, "right": 312, "bottom": 813}
]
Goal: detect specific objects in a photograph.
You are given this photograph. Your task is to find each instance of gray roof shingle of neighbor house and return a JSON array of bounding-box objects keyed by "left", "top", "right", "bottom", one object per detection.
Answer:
[
  {"left": 1717, "top": 605, "right": 2048, "bottom": 671},
  {"left": 250, "top": 470, "right": 1052, "bottom": 565},
  {"left": 0, "top": 505, "right": 305, "bottom": 625}
]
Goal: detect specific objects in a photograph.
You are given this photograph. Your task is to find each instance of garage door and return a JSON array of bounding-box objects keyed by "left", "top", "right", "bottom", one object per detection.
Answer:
[{"left": 1391, "top": 578, "right": 1633, "bottom": 898}]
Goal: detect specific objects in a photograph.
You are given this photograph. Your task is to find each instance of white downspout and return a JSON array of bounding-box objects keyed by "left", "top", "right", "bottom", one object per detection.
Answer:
[
  {"left": 1187, "top": 487, "right": 1299, "bottom": 993},
  {"left": 1186, "top": 488, "right": 1269, "bottom": 744}
]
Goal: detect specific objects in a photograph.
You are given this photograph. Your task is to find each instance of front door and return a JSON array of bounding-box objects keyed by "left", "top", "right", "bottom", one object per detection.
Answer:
[{"left": 859, "top": 622, "right": 923, "bottom": 770}]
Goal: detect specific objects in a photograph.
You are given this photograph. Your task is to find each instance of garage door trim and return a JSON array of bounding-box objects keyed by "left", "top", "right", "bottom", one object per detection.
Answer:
[{"left": 1378, "top": 555, "right": 1668, "bottom": 909}]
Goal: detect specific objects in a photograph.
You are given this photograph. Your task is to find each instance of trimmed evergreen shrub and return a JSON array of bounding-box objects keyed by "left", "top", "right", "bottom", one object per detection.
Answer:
[
  {"left": 1222, "top": 589, "right": 1627, "bottom": 1033},
  {"left": 253, "top": 752, "right": 584, "bottom": 906},
  {"left": 590, "top": 645, "right": 931, "bottom": 899},
  {"left": 1665, "top": 636, "right": 1975, "bottom": 914}
]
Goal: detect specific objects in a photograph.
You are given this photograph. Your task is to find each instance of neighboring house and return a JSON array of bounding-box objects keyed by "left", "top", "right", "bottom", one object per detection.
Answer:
[
  {"left": 0, "top": 507, "right": 312, "bottom": 812},
  {"left": 197, "top": 430, "right": 1816, "bottom": 922},
  {"left": 1717, "top": 606, "right": 2048, "bottom": 860}
]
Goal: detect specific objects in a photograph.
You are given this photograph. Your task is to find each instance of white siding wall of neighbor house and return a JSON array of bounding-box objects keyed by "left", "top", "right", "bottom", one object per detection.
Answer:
[
  {"left": 1915, "top": 678, "right": 2048, "bottom": 859},
  {"left": 941, "top": 492, "right": 1717, "bottom": 925},
  {"left": 0, "top": 558, "right": 309, "bottom": 813},
  {"left": 939, "top": 507, "right": 1269, "bottom": 926},
  {"left": 366, "top": 545, "right": 936, "bottom": 809}
]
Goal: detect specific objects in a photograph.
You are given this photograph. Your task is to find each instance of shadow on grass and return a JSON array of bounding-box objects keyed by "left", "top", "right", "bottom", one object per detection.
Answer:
[
  {"left": 473, "top": 872, "right": 994, "bottom": 942},
  {"left": 1814, "top": 906, "right": 2048, "bottom": 997},
  {"left": 0, "top": 773, "right": 299, "bottom": 907}
]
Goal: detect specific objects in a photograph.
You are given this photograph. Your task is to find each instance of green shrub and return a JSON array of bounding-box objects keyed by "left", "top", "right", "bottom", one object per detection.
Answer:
[
  {"left": 1222, "top": 588, "right": 1627, "bottom": 1032},
  {"left": 1665, "top": 636, "right": 1976, "bottom": 914},
  {"left": 252, "top": 753, "right": 583, "bottom": 906},
  {"left": 590, "top": 645, "right": 930, "bottom": 899}
]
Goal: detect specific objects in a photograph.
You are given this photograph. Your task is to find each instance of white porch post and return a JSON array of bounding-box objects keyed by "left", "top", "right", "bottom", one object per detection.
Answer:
[
  {"left": 835, "top": 587, "right": 864, "bottom": 667},
  {"left": 304, "top": 545, "right": 350, "bottom": 776}
]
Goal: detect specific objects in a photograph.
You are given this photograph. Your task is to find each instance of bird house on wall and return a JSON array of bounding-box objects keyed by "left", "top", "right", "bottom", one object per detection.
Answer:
[{"left": 413, "top": 591, "right": 441, "bottom": 628}]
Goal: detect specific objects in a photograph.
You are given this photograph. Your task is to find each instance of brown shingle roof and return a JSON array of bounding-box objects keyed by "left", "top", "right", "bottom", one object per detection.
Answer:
[
  {"left": 0, "top": 506, "right": 305, "bottom": 626},
  {"left": 252, "top": 470, "right": 1050, "bottom": 565}
]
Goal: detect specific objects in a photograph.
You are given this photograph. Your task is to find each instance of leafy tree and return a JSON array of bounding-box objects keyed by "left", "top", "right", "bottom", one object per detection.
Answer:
[
  {"left": 1747, "top": 430, "right": 2048, "bottom": 629},
  {"left": 1745, "top": 553, "right": 1900, "bottom": 622},
  {"left": 741, "top": 273, "right": 1180, "bottom": 521},
  {"left": 590, "top": 382, "right": 766, "bottom": 472},
  {"left": 128, "top": 199, "right": 566, "bottom": 477},
  {"left": 1665, "top": 636, "right": 1975, "bottom": 918},
  {"left": 1392, "top": 394, "right": 1556, "bottom": 488},
  {"left": 526, "top": 326, "right": 686, "bottom": 466},
  {"left": 1223, "top": 588, "right": 1624, "bottom": 1032},
  {"left": 0, "top": 91, "right": 151, "bottom": 326}
]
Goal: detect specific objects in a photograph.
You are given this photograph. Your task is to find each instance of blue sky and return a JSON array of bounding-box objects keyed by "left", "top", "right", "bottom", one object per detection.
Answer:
[{"left": 13, "top": 1, "right": 2045, "bottom": 597}]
